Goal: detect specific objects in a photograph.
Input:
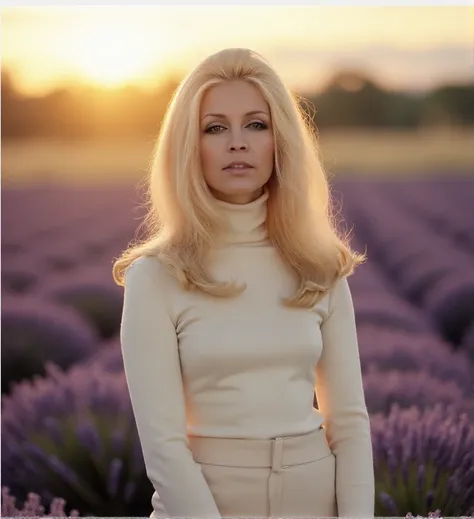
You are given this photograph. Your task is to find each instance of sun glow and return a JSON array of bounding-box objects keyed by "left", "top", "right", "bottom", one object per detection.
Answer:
[{"left": 69, "top": 20, "right": 155, "bottom": 87}]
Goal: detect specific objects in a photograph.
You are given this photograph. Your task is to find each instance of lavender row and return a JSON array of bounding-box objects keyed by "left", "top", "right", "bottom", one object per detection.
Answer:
[
  {"left": 384, "top": 180, "right": 474, "bottom": 253},
  {"left": 3, "top": 179, "right": 470, "bottom": 243},
  {"left": 3, "top": 180, "right": 473, "bottom": 348},
  {"left": 2, "top": 179, "right": 473, "bottom": 515},
  {"left": 2, "top": 282, "right": 473, "bottom": 400},
  {"left": 82, "top": 338, "right": 474, "bottom": 416},
  {"left": 340, "top": 182, "right": 474, "bottom": 349},
  {"left": 2, "top": 244, "right": 473, "bottom": 368},
  {"left": 0, "top": 487, "right": 446, "bottom": 519},
  {"left": 2, "top": 186, "right": 137, "bottom": 246},
  {"left": 2, "top": 360, "right": 472, "bottom": 517},
  {"left": 2, "top": 179, "right": 470, "bottom": 269},
  {"left": 1, "top": 295, "right": 99, "bottom": 395},
  {"left": 3, "top": 180, "right": 473, "bottom": 360}
]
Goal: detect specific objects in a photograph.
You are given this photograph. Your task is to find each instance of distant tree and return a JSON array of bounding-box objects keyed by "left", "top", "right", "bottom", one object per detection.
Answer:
[
  {"left": 1, "top": 65, "right": 472, "bottom": 140},
  {"left": 419, "top": 83, "right": 474, "bottom": 127},
  {"left": 306, "top": 70, "right": 393, "bottom": 128},
  {"left": 1, "top": 68, "right": 26, "bottom": 137},
  {"left": 1, "top": 68, "right": 19, "bottom": 101}
]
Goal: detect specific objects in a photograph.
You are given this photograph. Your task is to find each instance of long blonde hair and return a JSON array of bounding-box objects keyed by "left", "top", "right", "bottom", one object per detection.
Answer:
[{"left": 112, "top": 47, "right": 366, "bottom": 308}]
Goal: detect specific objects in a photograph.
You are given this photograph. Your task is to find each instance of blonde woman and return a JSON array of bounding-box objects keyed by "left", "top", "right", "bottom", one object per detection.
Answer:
[{"left": 113, "top": 47, "right": 374, "bottom": 519}]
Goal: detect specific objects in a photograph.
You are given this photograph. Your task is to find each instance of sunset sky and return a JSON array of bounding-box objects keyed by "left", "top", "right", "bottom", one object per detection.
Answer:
[{"left": 1, "top": 5, "right": 473, "bottom": 96}]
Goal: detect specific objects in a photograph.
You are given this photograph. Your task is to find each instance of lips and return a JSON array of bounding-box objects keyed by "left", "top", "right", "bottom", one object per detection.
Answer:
[{"left": 224, "top": 161, "right": 253, "bottom": 169}]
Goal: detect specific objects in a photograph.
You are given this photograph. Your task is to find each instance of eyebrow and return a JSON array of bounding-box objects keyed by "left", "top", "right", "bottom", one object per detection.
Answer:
[{"left": 202, "top": 110, "right": 269, "bottom": 120}]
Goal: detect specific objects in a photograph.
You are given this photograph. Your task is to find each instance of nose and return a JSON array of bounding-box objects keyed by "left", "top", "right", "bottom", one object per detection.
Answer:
[{"left": 228, "top": 129, "right": 248, "bottom": 151}]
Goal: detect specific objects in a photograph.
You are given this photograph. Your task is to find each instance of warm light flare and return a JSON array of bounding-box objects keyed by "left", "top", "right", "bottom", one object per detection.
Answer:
[
  {"left": 1, "top": 6, "right": 472, "bottom": 95},
  {"left": 69, "top": 20, "right": 154, "bottom": 87}
]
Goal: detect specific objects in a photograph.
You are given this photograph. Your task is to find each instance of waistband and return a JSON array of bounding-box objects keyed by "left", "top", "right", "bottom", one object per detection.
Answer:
[{"left": 188, "top": 426, "right": 332, "bottom": 470}]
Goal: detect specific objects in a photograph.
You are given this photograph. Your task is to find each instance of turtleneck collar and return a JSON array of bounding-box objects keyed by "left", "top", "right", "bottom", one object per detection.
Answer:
[{"left": 215, "top": 186, "right": 269, "bottom": 244}]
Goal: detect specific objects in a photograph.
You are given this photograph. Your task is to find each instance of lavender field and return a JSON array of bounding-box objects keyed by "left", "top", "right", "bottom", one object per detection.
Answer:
[{"left": 1, "top": 177, "right": 474, "bottom": 517}]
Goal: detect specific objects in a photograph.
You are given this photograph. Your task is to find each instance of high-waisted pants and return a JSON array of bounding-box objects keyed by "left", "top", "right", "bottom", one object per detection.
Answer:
[{"left": 188, "top": 425, "right": 338, "bottom": 518}]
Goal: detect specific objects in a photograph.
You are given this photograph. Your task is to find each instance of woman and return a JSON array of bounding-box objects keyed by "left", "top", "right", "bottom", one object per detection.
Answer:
[{"left": 113, "top": 47, "right": 374, "bottom": 518}]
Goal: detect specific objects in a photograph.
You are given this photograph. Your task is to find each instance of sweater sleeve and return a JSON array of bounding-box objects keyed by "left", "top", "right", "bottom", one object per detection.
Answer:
[
  {"left": 120, "top": 258, "right": 222, "bottom": 519},
  {"left": 315, "top": 276, "right": 375, "bottom": 518}
]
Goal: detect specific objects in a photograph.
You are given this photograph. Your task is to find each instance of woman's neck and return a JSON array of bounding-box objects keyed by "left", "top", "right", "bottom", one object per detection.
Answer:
[{"left": 215, "top": 187, "right": 269, "bottom": 244}]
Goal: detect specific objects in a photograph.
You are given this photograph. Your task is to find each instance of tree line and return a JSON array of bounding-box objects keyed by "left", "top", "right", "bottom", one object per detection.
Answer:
[{"left": 2, "top": 67, "right": 472, "bottom": 141}]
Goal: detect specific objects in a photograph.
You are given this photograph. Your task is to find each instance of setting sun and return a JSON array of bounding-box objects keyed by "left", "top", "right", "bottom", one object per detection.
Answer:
[
  {"left": 69, "top": 19, "right": 154, "bottom": 87},
  {"left": 1, "top": 6, "right": 472, "bottom": 96}
]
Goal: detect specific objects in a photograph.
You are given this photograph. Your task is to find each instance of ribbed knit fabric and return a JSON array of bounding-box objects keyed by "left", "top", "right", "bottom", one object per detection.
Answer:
[{"left": 120, "top": 188, "right": 374, "bottom": 518}]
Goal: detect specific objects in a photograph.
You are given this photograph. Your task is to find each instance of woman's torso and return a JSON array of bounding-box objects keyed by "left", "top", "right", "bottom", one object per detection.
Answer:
[{"left": 154, "top": 242, "right": 330, "bottom": 439}]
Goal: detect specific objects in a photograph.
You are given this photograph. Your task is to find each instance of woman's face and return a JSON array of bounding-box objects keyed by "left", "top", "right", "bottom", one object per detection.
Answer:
[{"left": 199, "top": 79, "right": 274, "bottom": 205}]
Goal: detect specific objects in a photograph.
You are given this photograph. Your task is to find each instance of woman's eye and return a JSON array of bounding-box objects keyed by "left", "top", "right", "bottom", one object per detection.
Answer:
[
  {"left": 205, "top": 125, "right": 225, "bottom": 133},
  {"left": 248, "top": 121, "right": 267, "bottom": 130},
  {"left": 205, "top": 121, "right": 268, "bottom": 134}
]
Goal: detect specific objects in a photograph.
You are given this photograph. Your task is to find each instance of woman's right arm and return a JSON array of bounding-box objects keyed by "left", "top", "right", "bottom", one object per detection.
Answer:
[{"left": 120, "top": 257, "right": 222, "bottom": 518}]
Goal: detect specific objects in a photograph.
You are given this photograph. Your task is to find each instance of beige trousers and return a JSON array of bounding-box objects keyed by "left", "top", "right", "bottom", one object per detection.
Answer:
[{"left": 189, "top": 425, "right": 337, "bottom": 518}]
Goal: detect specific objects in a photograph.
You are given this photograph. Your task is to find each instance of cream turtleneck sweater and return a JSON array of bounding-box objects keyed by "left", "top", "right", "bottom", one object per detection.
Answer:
[{"left": 120, "top": 188, "right": 375, "bottom": 518}]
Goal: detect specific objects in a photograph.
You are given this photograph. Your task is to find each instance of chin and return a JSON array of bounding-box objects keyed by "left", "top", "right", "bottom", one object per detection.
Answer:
[{"left": 212, "top": 183, "right": 265, "bottom": 204}]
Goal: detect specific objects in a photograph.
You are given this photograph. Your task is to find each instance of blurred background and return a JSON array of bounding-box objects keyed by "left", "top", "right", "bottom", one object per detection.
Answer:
[{"left": 1, "top": 4, "right": 474, "bottom": 518}]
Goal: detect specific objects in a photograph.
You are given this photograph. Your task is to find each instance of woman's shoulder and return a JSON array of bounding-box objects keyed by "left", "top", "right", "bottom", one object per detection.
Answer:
[
  {"left": 129, "top": 254, "right": 161, "bottom": 270},
  {"left": 126, "top": 255, "right": 170, "bottom": 285}
]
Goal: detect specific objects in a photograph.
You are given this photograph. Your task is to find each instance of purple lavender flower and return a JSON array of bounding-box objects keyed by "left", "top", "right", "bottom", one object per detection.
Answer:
[
  {"left": 354, "top": 292, "right": 432, "bottom": 334},
  {"left": 340, "top": 182, "right": 473, "bottom": 312},
  {"left": 40, "top": 270, "right": 123, "bottom": 339},
  {"left": 1, "top": 486, "right": 81, "bottom": 517},
  {"left": 79, "top": 342, "right": 124, "bottom": 373},
  {"left": 39, "top": 242, "right": 81, "bottom": 272},
  {"left": 358, "top": 324, "right": 473, "bottom": 395},
  {"left": 1, "top": 296, "right": 99, "bottom": 395},
  {"left": 385, "top": 176, "right": 474, "bottom": 254},
  {"left": 461, "top": 319, "right": 474, "bottom": 363},
  {"left": 1, "top": 361, "right": 154, "bottom": 517},
  {"left": 363, "top": 366, "right": 471, "bottom": 417},
  {"left": 371, "top": 403, "right": 474, "bottom": 516},
  {"left": 1, "top": 254, "right": 40, "bottom": 295},
  {"left": 1, "top": 241, "right": 25, "bottom": 254},
  {"left": 424, "top": 272, "right": 474, "bottom": 347}
]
